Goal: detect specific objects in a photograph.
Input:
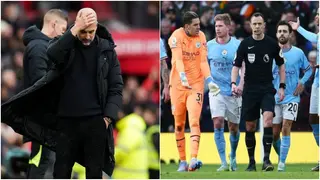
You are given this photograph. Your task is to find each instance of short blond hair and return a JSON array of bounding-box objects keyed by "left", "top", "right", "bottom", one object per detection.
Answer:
[
  {"left": 43, "top": 9, "right": 68, "bottom": 23},
  {"left": 214, "top": 13, "right": 232, "bottom": 25}
]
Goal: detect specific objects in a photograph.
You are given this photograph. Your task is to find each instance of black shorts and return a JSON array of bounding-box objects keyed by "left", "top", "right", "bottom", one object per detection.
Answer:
[{"left": 241, "top": 85, "right": 276, "bottom": 121}]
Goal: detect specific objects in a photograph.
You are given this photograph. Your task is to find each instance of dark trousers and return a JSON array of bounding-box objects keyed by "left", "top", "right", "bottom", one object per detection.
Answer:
[
  {"left": 53, "top": 115, "right": 107, "bottom": 179},
  {"left": 148, "top": 169, "right": 159, "bottom": 179},
  {"left": 27, "top": 141, "right": 55, "bottom": 179}
]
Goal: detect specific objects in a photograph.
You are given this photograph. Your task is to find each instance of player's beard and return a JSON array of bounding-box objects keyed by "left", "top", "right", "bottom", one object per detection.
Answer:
[
  {"left": 81, "top": 38, "right": 94, "bottom": 46},
  {"left": 278, "top": 36, "right": 289, "bottom": 45}
]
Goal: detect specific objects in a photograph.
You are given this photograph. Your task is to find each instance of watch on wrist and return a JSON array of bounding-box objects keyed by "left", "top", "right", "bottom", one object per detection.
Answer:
[
  {"left": 279, "top": 83, "right": 286, "bottom": 89},
  {"left": 231, "top": 82, "right": 236, "bottom": 86}
]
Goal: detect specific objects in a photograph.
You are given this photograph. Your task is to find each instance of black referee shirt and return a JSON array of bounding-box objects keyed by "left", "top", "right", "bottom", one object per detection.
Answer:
[{"left": 233, "top": 35, "right": 284, "bottom": 86}]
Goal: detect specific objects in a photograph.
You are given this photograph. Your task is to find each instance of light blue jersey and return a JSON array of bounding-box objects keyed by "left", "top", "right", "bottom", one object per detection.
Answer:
[
  {"left": 207, "top": 37, "right": 241, "bottom": 96},
  {"left": 297, "top": 26, "right": 319, "bottom": 87},
  {"left": 272, "top": 46, "right": 312, "bottom": 104},
  {"left": 160, "top": 38, "right": 167, "bottom": 60}
]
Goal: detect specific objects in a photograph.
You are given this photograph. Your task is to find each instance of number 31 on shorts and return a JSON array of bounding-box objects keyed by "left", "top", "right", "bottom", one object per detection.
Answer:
[{"left": 196, "top": 93, "right": 203, "bottom": 102}]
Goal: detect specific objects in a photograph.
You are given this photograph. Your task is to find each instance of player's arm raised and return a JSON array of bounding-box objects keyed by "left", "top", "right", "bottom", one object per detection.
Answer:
[
  {"left": 289, "top": 17, "right": 318, "bottom": 43},
  {"left": 200, "top": 33, "right": 220, "bottom": 95},
  {"left": 169, "top": 35, "right": 191, "bottom": 88},
  {"left": 275, "top": 47, "right": 286, "bottom": 101}
]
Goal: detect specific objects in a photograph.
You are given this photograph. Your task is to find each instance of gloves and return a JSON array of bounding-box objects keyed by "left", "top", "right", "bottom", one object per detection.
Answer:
[
  {"left": 206, "top": 76, "right": 220, "bottom": 96},
  {"left": 179, "top": 72, "right": 191, "bottom": 88}
]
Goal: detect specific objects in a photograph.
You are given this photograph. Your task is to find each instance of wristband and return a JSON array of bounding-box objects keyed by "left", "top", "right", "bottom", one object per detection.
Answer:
[{"left": 279, "top": 83, "right": 286, "bottom": 89}]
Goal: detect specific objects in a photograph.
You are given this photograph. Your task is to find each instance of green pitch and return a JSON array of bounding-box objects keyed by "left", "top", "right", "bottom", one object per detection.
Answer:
[{"left": 161, "top": 163, "right": 319, "bottom": 179}]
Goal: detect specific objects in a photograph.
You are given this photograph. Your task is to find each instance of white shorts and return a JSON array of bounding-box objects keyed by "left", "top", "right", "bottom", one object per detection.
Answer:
[
  {"left": 209, "top": 93, "right": 241, "bottom": 124},
  {"left": 273, "top": 102, "right": 299, "bottom": 124},
  {"left": 309, "top": 85, "right": 319, "bottom": 114}
]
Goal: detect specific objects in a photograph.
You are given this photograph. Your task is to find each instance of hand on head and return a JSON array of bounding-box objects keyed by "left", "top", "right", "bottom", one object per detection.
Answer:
[{"left": 75, "top": 8, "right": 97, "bottom": 31}]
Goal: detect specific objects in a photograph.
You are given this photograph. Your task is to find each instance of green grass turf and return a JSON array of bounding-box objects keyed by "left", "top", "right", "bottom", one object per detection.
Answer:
[{"left": 161, "top": 163, "right": 319, "bottom": 179}]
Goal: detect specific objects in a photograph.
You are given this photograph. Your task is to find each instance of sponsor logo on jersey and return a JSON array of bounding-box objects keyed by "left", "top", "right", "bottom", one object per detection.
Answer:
[
  {"left": 182, "top": 51, "right": 200, "bottom": 61},
  {"left": 273, "top": 70, "right": 296, "bottom": 75},
  {"left": 182, "top": 51, "right": 200, "bottom": 56}
]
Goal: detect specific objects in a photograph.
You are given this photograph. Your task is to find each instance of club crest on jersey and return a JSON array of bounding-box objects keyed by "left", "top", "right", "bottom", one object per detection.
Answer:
[
  {"left": 248, "top": 53, "right": 255, "bottom": 63},
  {"left": 263, "top": 54, "right": 270, "bottom": 63},
  {"left": 171, "top": 37, "right": 177, "bottom": 48},
  {"left": 196, "top": 42, "right": 201, "bottom": 48},
  {"left": 222, "top": 49, "right": 228, "bottom": 56}
]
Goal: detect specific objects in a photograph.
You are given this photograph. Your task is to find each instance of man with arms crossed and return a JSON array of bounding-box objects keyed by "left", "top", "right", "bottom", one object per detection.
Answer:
[
  {"left": 231, "top": 12, "right": 286, "bottom": 171},
  {"left": 289, "top": 9, "right": 319, "bottom": 171},
  {"left": 168, "top": 11, "right": 220, "bottom": 172},
  {"left": 207, "top": 13, "right": 244, "bottom": 172},
  {"left": 272, "top": 20, "right": 312, "bottom": 171}
]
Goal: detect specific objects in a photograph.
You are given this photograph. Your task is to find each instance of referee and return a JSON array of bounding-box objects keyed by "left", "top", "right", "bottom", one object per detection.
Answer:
[{"left": 231, "top": 12, "right": 285, "bottom": 171}]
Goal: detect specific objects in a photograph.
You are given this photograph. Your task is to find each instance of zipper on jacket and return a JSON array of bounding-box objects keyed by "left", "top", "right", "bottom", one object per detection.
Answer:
[{"left": 98, "top": 55, "right": 107, "bottom": 111}]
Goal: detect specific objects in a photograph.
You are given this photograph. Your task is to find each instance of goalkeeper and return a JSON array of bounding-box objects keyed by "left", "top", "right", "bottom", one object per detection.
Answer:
[{"left": 168, "top": 11, "right": 220, "bottom": 172}]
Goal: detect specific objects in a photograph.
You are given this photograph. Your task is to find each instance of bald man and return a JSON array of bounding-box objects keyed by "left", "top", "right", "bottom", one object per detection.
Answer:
[
  {"left": 47, "top": 8, "right": 123, "bottom": 178},
  {"left": 22, "top": 9, "right": 68, "bottom": 179}
]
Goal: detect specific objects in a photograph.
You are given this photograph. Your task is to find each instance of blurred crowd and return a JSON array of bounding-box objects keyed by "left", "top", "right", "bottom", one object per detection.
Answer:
[
  {"left": 1, "top": 1, "right": 159, "bottom": 178},
  {"left": 160, "top": 1, "right": 319, "bottom": 132}
]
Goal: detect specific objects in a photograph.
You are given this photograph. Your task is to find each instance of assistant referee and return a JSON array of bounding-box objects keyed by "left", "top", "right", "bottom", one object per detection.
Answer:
[{"left": 231, "top": 12, "right": 286, "bottom": 171}]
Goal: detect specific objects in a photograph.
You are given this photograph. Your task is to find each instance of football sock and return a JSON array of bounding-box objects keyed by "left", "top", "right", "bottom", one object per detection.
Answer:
[
  {"left": 214, "top": 128, "right": 227, "bottom": 165},
  {"left": 174, "top": 114, "right": 186, "bottom": 161},
  {"left": 311, "top": 124, "right": 319, "bottom": 146},
  {"left": 263, "top": 127, "right": 273, "bottom": 161},
  {"left": 190, "top": 128, "right": 200, "bottom": 158},
  {"left": 230, "top": 130, "right": 240, "bottom": 159},
  {"left": 245, "top": 131, "right": 256, "bottom": 163},
  {"left": 280, "top": 136, "right": 290, "bottom": 164}
]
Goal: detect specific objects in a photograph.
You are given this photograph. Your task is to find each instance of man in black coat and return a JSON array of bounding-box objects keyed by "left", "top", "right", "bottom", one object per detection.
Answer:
[
  {"left": 22, "top": 9, "right": 68, "bottom": 179},
  {"left": 1, "top": 8, "right": 123, "bottom": 178}
]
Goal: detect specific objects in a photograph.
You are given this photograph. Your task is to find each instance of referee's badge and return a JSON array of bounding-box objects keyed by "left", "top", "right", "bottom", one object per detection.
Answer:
[
  {"left": 222, "top": 49, "right": 228, "bottom": 56},
  {"left": 263, "top": 54, "right": 270, "bottom": 63},
  {"left": 196, "top": 42, "right": 201, "bottom": 48},
  {"left": 248, "top": 53, "right": 255, "bottom": 63}
]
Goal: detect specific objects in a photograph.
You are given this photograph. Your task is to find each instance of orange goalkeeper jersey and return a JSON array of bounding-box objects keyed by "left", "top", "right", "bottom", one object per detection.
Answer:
[{"left": 168, "top": 28, "right": 211, "bottom": 90}]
